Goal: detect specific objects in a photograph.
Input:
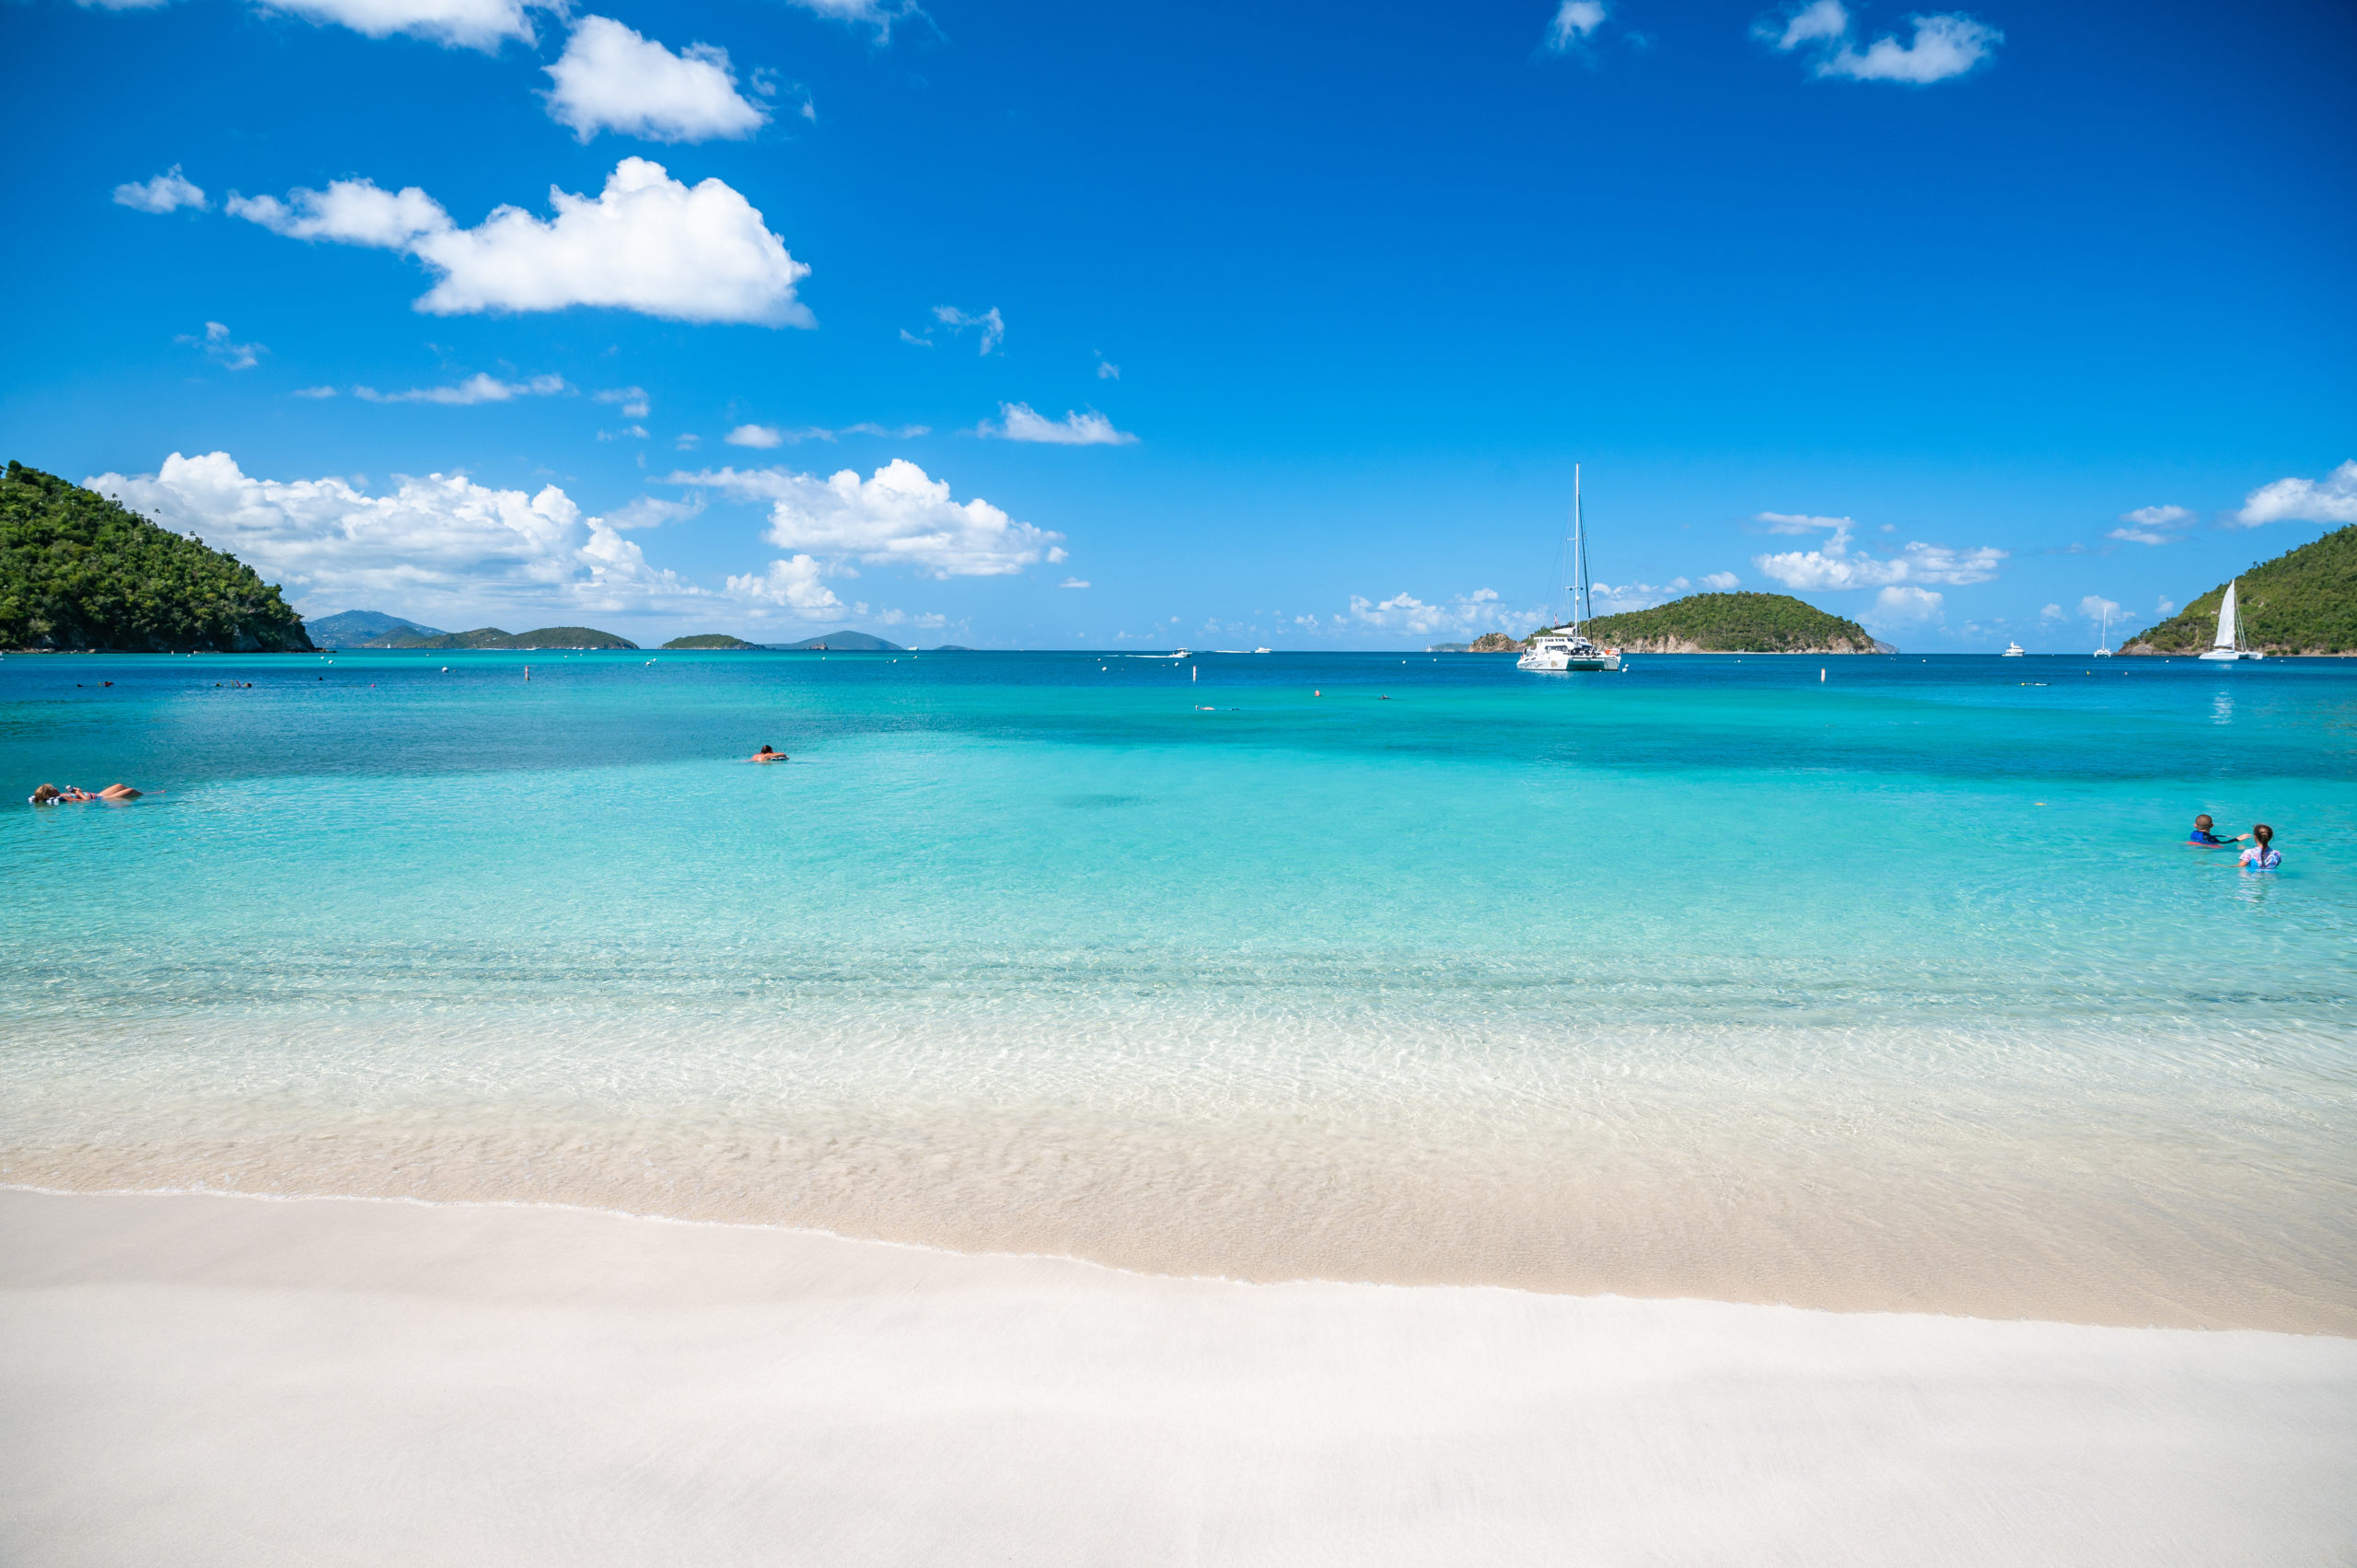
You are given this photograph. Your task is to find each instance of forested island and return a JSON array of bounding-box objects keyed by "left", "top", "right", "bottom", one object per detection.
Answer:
[
  {"left": 2120, "top": 526, "right": 2356, "bottom": 655},
  {"left": 361, "top": 626, "right": 639, "bottom": 650},
  {"left": 2, "top": 460, "right": 312, "bottom": 652},
  {"left": 662, "top": 633, "right": 761, "bottom": 649},
  {"left": 1451, "top": 593, "right": 1886, "bottom": 654}
]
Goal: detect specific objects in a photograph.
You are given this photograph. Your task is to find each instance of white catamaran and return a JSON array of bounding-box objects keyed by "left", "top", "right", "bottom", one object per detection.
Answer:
[
  {"left": 2197, "top": 579, "right": 2264, "bottom": 661},
  {"left": 1518, "top": 465, "right": 1622, "bottom": 673}
]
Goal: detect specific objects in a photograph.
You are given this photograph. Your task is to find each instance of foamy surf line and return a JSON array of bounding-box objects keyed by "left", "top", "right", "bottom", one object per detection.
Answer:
[{"left": 5, "top": 1190, "right": 2354, "bottom": 1567}]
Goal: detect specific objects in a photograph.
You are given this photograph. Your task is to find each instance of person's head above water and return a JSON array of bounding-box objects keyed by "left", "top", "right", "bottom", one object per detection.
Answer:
[
  {"left": 2251, "top": 823, "right": 2272, "bottom": 847},
  {"left": 2194, "top": 814, "right": 2214, "bottom": 830},
  {"left": 29, "top": 784, "right": 60, "bottom": 804}
]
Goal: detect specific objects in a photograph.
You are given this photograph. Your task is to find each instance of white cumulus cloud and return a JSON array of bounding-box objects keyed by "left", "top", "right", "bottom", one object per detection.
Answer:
[
  {"left": 673, "top": 459, "right": 1065, "bottom": 578},
  {"left": 82, "top": 450, "right": 702, "bottom": 618},
  {"left": 1702, "top": 570, "right": 1741, "bottom": 590},
  {"left": 726, "top": 555, "right": 850, "bottom": 618},
  {"left": 782, "top": 0, "right": 920, "bottom": 40},
  {"left": 228, "top": 157, "right": 812, "bottom": 326},
  {"left": 254, "top": 0, "right": 539, "bottom": 51},
  {"left": 1869, "top": 585, "right": 1944, "bottom": 626},
  {"left": 1758, "top": 0, "right": 1850, "bottom": 49},
  {"left": 352, "top": 372, "right": 570, "bottom": 405},
  {"left": 544, "top": 17, "right": 768, "bottom": 143},
  {"left": 1545, "top": 0, "right": 1606, "bottom": 51},
  {"left": 2079, "top": 595, "right": 2121, "bottom": 624},
  {"left": 113, "top": 165, "right": 206, "bottom": 214},
  {"left": 1344, "top": 587, "right": 1542, "bottom": 638},
  {"left": 1751, "top": 512, "right": 2004, "bottom": 588},
  {"left": 1590, "top": 576, "right": 1689, "bottom": 613},
  {"left": 929, "top": 306, "right": 1004, "bottom": 354},
  {"left": 2107, "top": 503, "right": 2191, "bottom": 545},
  {"left": 595, "top": 386, "right": 651, "bottom": 418},
  {"left": 176, "top": 320, "right": 263, "bottom": 370},
  {"left": 2235, "top": 459, "right": 2357, "bottom": 527},
  {"left": 1757, "top": 2, "right": 2001, "bottom": 84},
  {"left": 980, "top": 403, "right": 1138, "bottom": 446}
]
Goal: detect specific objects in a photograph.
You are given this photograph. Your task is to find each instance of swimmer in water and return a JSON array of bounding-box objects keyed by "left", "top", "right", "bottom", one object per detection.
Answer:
[
  {"left": 2238, "top": 824, "right": 2282, "bottom": 870},
  {"left": 29, "top": 783, "right": 142, "bottom": 804},
  {"left": 2186, "top": 814, "right": 2247, "bottom": 846},
  {"left": 749, "top": 745, "right": 788, "bottom": 763}
]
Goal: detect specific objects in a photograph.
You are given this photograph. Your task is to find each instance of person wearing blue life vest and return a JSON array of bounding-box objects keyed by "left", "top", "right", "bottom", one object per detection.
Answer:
[{"left": 2187, "top": 814, "right": 2247, "bottom": 846}]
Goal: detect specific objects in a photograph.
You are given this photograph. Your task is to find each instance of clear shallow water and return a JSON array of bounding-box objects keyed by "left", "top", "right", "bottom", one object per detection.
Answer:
[{"left": 4, "top": 648, "right": 2353, "bottom": 1329}]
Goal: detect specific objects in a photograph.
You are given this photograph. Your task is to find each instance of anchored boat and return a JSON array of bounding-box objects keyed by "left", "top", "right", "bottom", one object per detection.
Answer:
[{"left": 1518, "top": 465, "right": 1622, "bottom": 674}]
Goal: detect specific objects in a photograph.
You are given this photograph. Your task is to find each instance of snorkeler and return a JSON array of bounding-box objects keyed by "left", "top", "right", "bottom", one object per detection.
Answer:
[
  {"left": 749, "top": 745, "right": 788, "bottom": 763},
  {"left": 2238, "top": 824, "right": 2282, "bottom": 870},
  {"left": 2186, "top": 814, "right": 2247, "bottom": 846}
]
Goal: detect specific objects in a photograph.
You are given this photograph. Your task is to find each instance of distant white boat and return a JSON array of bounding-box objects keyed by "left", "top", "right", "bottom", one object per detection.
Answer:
[
  {"left": 2001, "top": 641, "right": 2026, "bottom": 657},
  {"left": 2197, "top": 579, "right": 2264, "bottom": 661},
  {"left": 2093, "top": 604, "right": 2113, "bottom": 657},
  {"left": 1253, "top": 647, "right": 1271, "bottom": 654},
  {"left": 1518, "top": 465, "right": 1621, "bottom": 674}
]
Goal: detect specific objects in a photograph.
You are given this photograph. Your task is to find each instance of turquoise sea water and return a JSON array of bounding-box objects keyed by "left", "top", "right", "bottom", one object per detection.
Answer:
[{"left": 4, "top": 648, "right": 2352, "bottom": 1329}]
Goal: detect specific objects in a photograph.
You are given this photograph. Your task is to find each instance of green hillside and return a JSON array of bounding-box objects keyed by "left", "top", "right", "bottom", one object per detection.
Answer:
[
  {"left": 1575, "top": 592, "right": 1887, "bottom": 653},
  {"left": 2120, "top": 526, "right": 2357, "bottom": 655},
  {"left": 779, "top": 630, "right": 905, "bottom": 651},
  {"left": 1, "top": 460, "right": 312, "bottom": 652},
  {"left": 366, "top": 625, "right": 639, "bottom": 650},
  {"left": 661, "top": 633, "right": 760, "bottom": 649}
]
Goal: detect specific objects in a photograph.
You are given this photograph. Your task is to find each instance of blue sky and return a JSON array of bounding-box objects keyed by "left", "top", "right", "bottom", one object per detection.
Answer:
[{"left": 4, "top": 0, "right": 2351, "bottom": 648}]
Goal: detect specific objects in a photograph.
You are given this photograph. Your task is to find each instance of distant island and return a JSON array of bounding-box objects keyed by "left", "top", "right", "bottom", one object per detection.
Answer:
[
  {"left": 779, "top": 630, "right": 906, "bottom": 652},
  {"left": 361, "top": 626, "right": 639, "bottom": 650},
  {"left": 661, "top": 633, "right": 761, "bottom": 650},
  {"left": 306, "top": 610, "right": 445, "bottom": 648},
  {"left": 2120, "top": 525, "right": 2355, "bottom": 655},
  {"left": 3, "top": 460, "right": 313, "bottom": 652},
  {"left": 1446, "top": 593, "right": 1887, "bottom": 654}
]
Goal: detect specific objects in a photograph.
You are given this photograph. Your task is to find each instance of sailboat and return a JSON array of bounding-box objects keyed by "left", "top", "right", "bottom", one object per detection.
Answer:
[
  {"left": 1517, "top": 466, "right": 1622, "bottom": 673},
  {"left": 2197, "top": 579, "right": 2264, "bottom": 661},
  {"left": 2093, "top": 604, "right": 2113, "bottom": 657}
]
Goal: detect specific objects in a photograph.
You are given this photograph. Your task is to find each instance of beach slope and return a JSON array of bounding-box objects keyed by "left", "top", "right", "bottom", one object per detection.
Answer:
[{"left": 4, "top": 1190, "right": 2353, "bottom": 1566}]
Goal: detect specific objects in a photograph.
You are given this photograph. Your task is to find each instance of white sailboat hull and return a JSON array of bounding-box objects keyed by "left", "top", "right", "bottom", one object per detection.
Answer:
[
  {"left": 1517, "top": 645, "right": 1621, "bottom": 672},
  {"left": 2197, "top": 648, "right": 2263, "bottom": 661}
]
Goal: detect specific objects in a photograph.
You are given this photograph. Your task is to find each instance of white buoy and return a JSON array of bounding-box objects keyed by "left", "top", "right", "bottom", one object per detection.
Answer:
[{"left": 1820, "top": 668, "right": 1826, "bottom": 682}]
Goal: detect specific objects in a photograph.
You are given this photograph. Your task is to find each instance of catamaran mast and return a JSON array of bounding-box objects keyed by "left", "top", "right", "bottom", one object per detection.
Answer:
[{"left": 1569, "top": 464, "right": 1589, "bottom": 632}]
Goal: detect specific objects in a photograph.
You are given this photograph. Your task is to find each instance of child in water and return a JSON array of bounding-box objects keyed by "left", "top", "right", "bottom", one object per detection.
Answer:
[
  {"left": 2238, "top": 824, "right": 2282, "bottom": 870},
  {"left": 2186, "top": 814, "right": 2247, "bottom": 846}
]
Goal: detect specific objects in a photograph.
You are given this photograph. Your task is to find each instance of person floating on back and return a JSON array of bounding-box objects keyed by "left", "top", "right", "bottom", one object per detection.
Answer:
[
  {"left": 2238, "top": 824, "right": 2282, "bottom": 870},
  {"left": 2186, "top": 814, "right": 2247, "bottom": 846},
  {"left": 749, "top": 745, "right": 788, "bottom": 763},
  {"left": 29, "top": 783, "right": 142, "bottom": 805}
]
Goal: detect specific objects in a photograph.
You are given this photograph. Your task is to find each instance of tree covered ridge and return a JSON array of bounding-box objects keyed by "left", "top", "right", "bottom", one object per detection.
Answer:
[
  {"left": 2121, "top": 526, "right": 2357, "bottom": 655},
  {"left": 1576, "top": 592, "right": 1885, "bottom": 653},
  {"left": 1, "top": 460, "right": 312, "bottom": 652}
]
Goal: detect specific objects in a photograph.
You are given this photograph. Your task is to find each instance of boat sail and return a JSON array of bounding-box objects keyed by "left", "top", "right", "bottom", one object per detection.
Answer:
[
  {"left": 2197, "top": 578, "right": 2265, "bottom": 662},
  {"left": 2093, "top": 603, "right": 2113, "bottom": 657},
  {"left": 1517, "top": 466, "right": 1622, "bottom": 673}
]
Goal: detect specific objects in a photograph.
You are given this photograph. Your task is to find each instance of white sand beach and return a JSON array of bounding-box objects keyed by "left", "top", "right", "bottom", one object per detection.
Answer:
[{"left": 5, "top": 1188, "right": 2353, "bottom": 1566}]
